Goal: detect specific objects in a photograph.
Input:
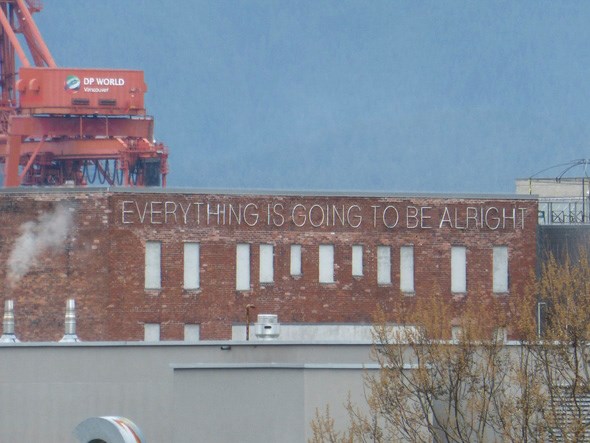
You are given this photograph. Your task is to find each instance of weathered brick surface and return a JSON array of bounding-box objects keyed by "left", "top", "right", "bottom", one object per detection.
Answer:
[{"left": 0, "top": 190, "right": 537, "bottom": 341}]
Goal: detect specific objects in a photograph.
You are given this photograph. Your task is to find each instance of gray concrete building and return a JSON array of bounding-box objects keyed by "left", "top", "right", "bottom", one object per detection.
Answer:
[{"left": 0, "top": 341, "right": 376, "bottom": 442}]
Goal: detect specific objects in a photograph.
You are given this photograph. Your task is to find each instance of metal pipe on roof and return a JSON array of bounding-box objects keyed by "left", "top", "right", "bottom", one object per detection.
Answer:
[
  {"left": 0, "top": 299, "right": 19, "bottom": 343},
  {"left": 59, "top": 299, "right": 80, "bottom": 343}
]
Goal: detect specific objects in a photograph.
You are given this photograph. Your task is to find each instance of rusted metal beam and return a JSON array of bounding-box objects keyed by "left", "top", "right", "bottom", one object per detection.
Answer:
[{"left": 18, "top": 135, "right": 44, "bottom": 179}]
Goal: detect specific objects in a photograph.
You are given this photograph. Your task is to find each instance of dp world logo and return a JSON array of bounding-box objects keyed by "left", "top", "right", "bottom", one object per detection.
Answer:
[{"left": 64, "top": 75, "right": 81, "bottom": 93}]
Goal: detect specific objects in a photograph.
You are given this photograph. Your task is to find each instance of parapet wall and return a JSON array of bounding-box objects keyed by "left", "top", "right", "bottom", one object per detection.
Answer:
[{"left": 0, "top": 189, "right": 537, "bottom": 341}]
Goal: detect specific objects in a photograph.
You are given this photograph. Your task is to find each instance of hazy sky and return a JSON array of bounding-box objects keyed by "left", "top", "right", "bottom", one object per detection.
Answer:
[{"left": 33, "top": 1, "right": 590, "bottom": 193}]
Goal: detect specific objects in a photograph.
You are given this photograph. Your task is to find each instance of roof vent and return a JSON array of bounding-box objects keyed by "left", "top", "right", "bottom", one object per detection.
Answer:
[
  {"left": 60, "top": 299, "right": 80, "bottom": 343},
  {"left": 0, "top": 300, "right": 19, "bottom": 343},
  {"left": 254, "top": 314, "right": 280, "bottom": 340}
]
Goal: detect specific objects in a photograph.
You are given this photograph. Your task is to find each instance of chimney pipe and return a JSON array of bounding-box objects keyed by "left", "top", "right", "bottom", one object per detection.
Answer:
[
  {"left": 60, "top": 299, "right": 80, "bottom": 342},
  {"left": 0, "top": 299, "right": 19, "bottom": 343}
]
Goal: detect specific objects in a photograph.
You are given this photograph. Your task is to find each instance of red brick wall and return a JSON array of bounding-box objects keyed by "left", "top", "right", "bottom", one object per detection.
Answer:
[{"left": 0, "top": 190, "right": 538, "bottom": 341}]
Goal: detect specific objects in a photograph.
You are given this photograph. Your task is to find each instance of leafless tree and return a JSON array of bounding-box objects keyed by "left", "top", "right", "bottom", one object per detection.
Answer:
[
  {"left": 515, "top": 251, "right": 590, "bottom": 442},
  {"left": 311, "top": 251, "right": 590, "bottom": 442}
]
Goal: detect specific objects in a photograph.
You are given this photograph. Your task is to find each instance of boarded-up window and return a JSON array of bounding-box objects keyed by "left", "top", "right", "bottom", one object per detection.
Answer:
[
  {"left": 145, "top": 241, "right": 161, "bottom": 289},
  {"left": 493, "top": 246, "right": 509, "bottom": 293},
  {"left": 451, "top": 246, "right": 467, "bottom": 293},
  {"left": 319, "top": 245, "right": 334, "bottom": 283},
  {"left": 184, "top": 324, "right": 200, "bottom": 342},
  {"left": 259, "top": 244, "right": 274, "bottom": 283},
  {"left": 290, "top": 245, "right": 302, "bottom": 276},
  {"left": 400, "top": 246, "right": 414, "bottom": 293},
  {"left": 377, "top": 246, "right": 391, "bottom": 285},
  {"left": 236, "top": 244, "right": 250, "bottom": 290},
  {"left": 352, "top": 245, "right": 363, "bottom": 277},
  {"left": 183, "top": 242, "right": 200, "bottom": 290},
  {"left": 144, "top": 323, "right": 160, "bottom": 341}
]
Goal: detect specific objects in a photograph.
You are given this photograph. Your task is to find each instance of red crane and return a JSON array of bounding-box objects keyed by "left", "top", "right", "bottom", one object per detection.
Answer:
[{"left": 0, "top": 0, "right": 168, "bottom": 187}]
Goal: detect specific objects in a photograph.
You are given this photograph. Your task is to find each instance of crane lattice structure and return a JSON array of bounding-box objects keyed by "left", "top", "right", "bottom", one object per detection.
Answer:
[{"left": 0, "top": 0, "right": 168, "bottom": 187}]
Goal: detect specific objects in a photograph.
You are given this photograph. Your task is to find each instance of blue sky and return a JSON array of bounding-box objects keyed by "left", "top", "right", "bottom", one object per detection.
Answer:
[{"left": 33, "top": 1, "right": 590, "bottom": 193}]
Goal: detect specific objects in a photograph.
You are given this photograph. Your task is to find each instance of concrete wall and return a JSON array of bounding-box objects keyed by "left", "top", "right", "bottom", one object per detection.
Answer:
[
  {"left": 516, "top": 178, "right": 589, "bottom": 198},
  {"left": 0, "top": 341, "right": 375, "bottom": 443},
  {"left": 538, "top": 224, "right": 590, "bottom": 263}
]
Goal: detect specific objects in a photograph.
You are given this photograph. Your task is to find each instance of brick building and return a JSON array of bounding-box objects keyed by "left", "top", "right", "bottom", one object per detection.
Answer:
[{"left": 0, "top": 188, "right": 537, "bottom": 341}]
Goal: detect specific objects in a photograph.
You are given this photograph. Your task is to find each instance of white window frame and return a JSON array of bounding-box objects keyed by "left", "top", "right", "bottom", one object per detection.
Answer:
[
  {"left": 145, "top": 241, "right": 161, "bottom": 289},
  {"left": 319, "top": 244, "right": 335, "bottom": 283},
  {"left": 493, "top": 246, "right": 509, "bottom": 293},
  {"left": 451, "top": 246, "right": 467, "bottom": 293},
  {"left": 377, "top": 245, "right": 391, "bottom": 285},
  {"left": 352, "top": 245, "right": 363, "bottom": 277},
  {"left": 236, "top": 243, "right": 251, "bottom": 291},
  {"left": 259, "top": 244, "right": 274, "bottom": 283},
  {"left": 183, "top": 242, "right": 200, "bottom": 290},
  {"left": 400, "top": 246, "right": 414, "bottom": 294}
]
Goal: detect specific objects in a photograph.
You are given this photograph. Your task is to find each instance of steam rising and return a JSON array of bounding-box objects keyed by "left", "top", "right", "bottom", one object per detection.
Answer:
[{"left": 7, "top": 205, "right": 74, "bottom": 288}]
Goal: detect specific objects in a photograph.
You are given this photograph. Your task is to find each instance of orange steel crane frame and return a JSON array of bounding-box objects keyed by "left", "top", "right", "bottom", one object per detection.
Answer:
[{"left": 0, "top": 0, "right": 168, "bottom": 187}]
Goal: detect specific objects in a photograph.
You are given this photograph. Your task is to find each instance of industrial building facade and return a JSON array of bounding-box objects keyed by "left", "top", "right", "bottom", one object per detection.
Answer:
[{"left": 0, "top": 189, "right": 537, "bottom": 341}]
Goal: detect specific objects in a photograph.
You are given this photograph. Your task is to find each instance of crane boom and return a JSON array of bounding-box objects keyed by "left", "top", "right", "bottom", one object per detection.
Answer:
[{"left": 0, "top": 0, "right": 168, "bottom": 187}]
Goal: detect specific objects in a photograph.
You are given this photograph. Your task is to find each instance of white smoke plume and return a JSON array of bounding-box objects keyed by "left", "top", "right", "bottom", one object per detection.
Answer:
[{"left": 6, "top": 204, "right": 74, "bottom": 288}]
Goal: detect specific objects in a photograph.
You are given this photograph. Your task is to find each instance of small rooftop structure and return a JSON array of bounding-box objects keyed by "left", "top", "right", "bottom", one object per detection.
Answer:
[{"left": 517, "top": 159, "right": 590, "bottom": 225}]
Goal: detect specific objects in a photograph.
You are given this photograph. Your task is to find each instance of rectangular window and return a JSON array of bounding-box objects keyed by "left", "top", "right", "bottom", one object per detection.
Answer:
[
  {"left": 183, "top": 242, "right": 200, "bottom": 290},
  {"left": 290, "top": 244, "right": 302, "bottom": 276},
  {"left": 400, "top": 246, "right": 414, "bottom": 293},
  {"left": 494, "top": 327, "right": 507, "bottom": 343},
  {"left": 319, "top": 244, "right": 334, "bottom": 283},
  {"left": 493, "top": 246, "right": 509, "bottom": 293},
  {"left": 377, "top": 246, "right": 391, "bottom": 285},
  {"left": 259, "top": 244, "right": 274, "bottom": 283},
  {"left": 184, "top": 324, "right": 200, "bottom": 342},
  {"left": 352, "top": 245, "right": 363, "bottom": 277},
  {"left": 451, "top": 246, "right": 467, "bottom": 293},
  {"left": 145, "top": 241, "right": 161, "bottom": 289},
  {"left": 144, "top": 323, "right": 160, "bottom": 341},
  {"left": 236, "top": 243, "right": 250, "bottom": 290}
]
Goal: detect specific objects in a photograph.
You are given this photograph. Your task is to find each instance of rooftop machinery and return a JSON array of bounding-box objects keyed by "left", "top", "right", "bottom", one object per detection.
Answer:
[{"left": 0, "top": 0, "right": 168, "bottom": 187}]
